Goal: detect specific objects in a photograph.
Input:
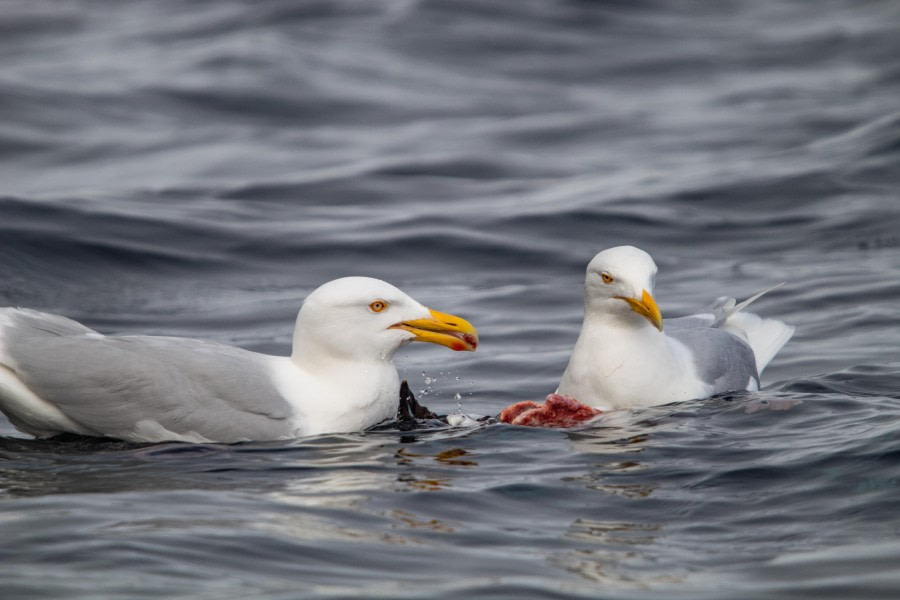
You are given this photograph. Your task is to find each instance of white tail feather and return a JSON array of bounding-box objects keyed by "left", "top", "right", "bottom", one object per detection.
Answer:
[
  {"left": 720, "top": 284, "right": 794, "bottom": 374},
  {"left": 723, "top": 313, "right": 794, "bottom": 374}
]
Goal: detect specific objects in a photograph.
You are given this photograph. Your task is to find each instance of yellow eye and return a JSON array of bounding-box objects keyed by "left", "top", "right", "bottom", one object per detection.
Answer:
[
  {"left": 369, "top": 300, "right": 388, "bottom": 313},
  {"left": 601, "top": 273, "right": 614, "bottom": 284}
]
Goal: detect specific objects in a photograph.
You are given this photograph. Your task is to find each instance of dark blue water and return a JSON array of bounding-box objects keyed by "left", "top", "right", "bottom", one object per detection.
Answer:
[{"left": 2, "top": 1, "right": 900, "bottom": 597}]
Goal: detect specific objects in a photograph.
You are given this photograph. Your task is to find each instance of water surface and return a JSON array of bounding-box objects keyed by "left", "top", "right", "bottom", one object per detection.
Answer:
[{"left": 1, "top": 1, "right": 899, "bottom": 598}]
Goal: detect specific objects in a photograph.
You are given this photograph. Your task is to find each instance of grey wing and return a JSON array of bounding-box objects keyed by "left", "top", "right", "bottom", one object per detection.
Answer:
[
  {"left": 0, "top": 307, "right": 96, "bottom": 337},
  {"left": 664, "top": 297, "right": 733, "bottom": 332},
  {"left": 669, "top": 327, "right": 760, "bottom": 394},
  {"left": 666, "top": 286, "right": 783, "bottom": 333},
  {"left": 3, "top": 321, "right": 294, "bottom": 442},
  {"left": 665, "top": 314, "right": 716, "bottom": 331}
]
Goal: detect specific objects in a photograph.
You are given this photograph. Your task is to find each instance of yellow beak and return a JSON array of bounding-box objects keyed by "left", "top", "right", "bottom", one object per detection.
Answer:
[
  {"left": 391, "top": 308, "right": 479, "bottom": 352},
  {"left": 616, "top": 290, "right": 663, "bottom": 332}
]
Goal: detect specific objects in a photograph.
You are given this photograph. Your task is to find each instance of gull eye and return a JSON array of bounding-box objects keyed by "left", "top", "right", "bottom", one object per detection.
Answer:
[
  {"left": 601, "top": 273, "right": 614, "bottom": 284},
  {"left": 369, "top": 300, "right": 388, "bottom": 313}
]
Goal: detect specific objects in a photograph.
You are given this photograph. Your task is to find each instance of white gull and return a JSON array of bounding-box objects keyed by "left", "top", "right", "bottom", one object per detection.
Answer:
[
  {"left": 557, "top": 246, "right": 793, "bottom": 410},
  {"left": 0, "top": 277, "right": 477, "bottom": 443}
]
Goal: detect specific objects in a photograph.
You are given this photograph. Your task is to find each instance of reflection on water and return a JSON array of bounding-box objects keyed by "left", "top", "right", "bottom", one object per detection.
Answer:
[
  {"left": 396, "top": 473, "right": 451, "bottom": 492},
  {"left": 395, "top": 446, "right": 479, "bottom": 467},
  {"left": 389, "top": 509, "right": 457, "bottom": 534},
  {"left": 569, "top": 476, "right": 656, "bottom": 499},
  {"left": 551, "top": 520, "right": 682, "bottom": 587},
  {"left": 434, "top": 448, "right": 478, "bottom": 466},
  {"left": 742, "top": 395, "right": 804, "bottom": 414}
]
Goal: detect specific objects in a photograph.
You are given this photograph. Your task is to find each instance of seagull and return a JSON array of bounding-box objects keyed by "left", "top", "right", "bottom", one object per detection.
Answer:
[
  {"left": 0, "top": 277, "right": 478, "bottom": 443},
  {"left": 555, "top": 246, "right": 794, "bottom": 410}
]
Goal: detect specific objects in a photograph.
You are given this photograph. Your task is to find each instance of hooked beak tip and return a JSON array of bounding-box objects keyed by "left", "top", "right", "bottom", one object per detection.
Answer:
[
  {"left": 616, "top": 290, "right": 663, "bottom": 332},
  {"left": 391, "top": 308, "right": 479, "bottom": 351}
]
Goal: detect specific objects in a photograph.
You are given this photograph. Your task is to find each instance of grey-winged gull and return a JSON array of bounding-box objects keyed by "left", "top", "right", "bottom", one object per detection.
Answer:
[
  {"left": 555, "top": 246, "right": 794, "bottom": 411},
  {"left": 0, "top": 276, "right": 478, "bottom": 443}
]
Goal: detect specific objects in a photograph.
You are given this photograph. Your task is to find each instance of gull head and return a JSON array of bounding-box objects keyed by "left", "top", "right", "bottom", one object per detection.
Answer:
[
  {"left": 584, "top": 246, "right": 663, "bottom": 332},
  {"left": 293, "top": 276, "right": 478, "bottom": 362}
]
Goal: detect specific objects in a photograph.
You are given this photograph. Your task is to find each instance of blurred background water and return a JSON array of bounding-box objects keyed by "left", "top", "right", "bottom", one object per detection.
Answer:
[{"left": 1, "top": 0, "right": 899, "bottom": 598}]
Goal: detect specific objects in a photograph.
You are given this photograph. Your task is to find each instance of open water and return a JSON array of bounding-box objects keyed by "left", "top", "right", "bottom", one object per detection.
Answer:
[{"left": 1, "top": 1, "right": 900, "bottom": 598}]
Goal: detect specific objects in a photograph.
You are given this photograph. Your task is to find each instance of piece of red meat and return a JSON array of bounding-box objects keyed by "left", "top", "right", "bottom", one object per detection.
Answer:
[{"left": 499, "top": 394, "right": 602, "bottom": 428}]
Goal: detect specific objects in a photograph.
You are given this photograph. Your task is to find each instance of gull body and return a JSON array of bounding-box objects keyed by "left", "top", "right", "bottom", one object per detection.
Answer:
[
  {"left": 557, "top": 246, "right": 793, "bottom": 410},
  {"left": 0, "top": 277, "right": 477, "bottom": 443}
]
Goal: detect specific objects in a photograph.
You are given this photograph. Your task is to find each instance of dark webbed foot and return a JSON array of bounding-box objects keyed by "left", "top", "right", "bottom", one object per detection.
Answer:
[
  {"left": 392, "top": 381, "right": 495, "bottom": 431},
  {"left": 397, "top": 380, "right": 440, "bottom": 421}
]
